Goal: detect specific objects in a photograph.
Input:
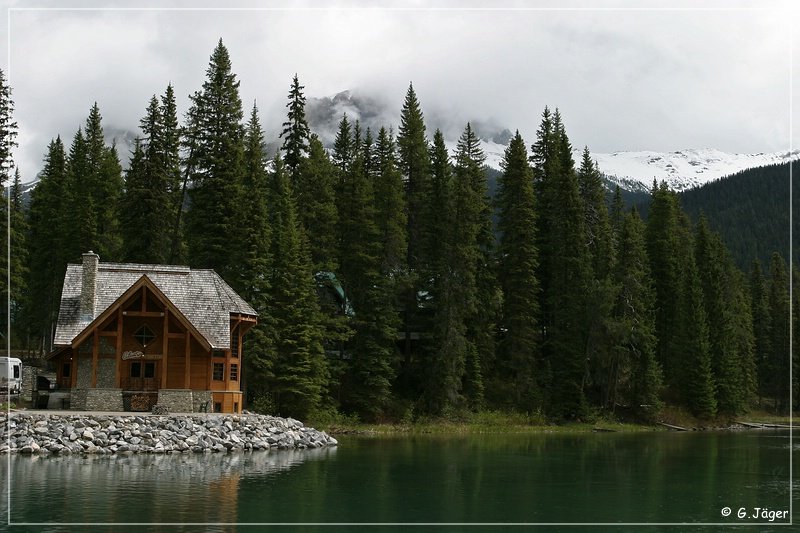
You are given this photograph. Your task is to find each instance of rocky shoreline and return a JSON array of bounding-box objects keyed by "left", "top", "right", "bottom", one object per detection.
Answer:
[{"left": 0, "top": 411, "right": 338, "bottom": 455}]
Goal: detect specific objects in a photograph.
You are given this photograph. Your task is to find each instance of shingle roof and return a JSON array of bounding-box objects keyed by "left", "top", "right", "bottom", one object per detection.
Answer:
[{"left": 54, "top": 261, "right": 257, "bottom": 350}]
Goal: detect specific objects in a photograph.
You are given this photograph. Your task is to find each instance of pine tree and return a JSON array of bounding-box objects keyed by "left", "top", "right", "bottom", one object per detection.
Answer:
[
  {"left": 157, "top": 84, "right": 185, "bottom": 264},
  {"left": 531, "top": 109, "right": 591, "bottom": 420},
  {"left": 26, "top": 137, "right": 69, "bottom": 352},
  {"left": 396, "top": 83, "right": 432, "bottom": 381},
  {"left": 337, "top": 127, "right": 397, "bottom": 419},
  {"left": 280, "top": 74, "right": 311, "bottom": 187},
  {"left": 422, "top": 129, "right": 469, "bottom": 413},
  {"left": 422, "top": 129, "right": 460, "bottom": 413},
  {"left": 297, "top": 134, "right": 339, "bottom": 273},
  {"left": 6, "top": 168, "right": 28, "bottom": 343},
  {"left": 766, "top": 252, "right": 790, "bottom": 412},
  {"left": 577, "top": 147, "right": 617, "bottom": 409},
  {"left": 458, "top": 123, "right": 494, "bottom": 410},
  {"left": 0, "top": 69, "right": 17, "bottom": 342},
  {"left": 120, "top": 94, "right": 172, "bottom": 263},
  {"left": 0, "top": 69, "right": 17, "bottom": 187},
  {"left": 373, "top": 127, "right": 407, "bottom": 276},
  {"left": 749, "top": 259, "right": 772, "bottom": 406},
  {"left": 645, "top": 182, "right": 683, "bottom": 393},
  {"left": 332, "top": 114, "right": 353, "bottom": 174},
  {"left": 611, "top": 209, "right": 661, "bottom": 418},
  {"left": 184, "top": 39, "right": 245, "bottom": 283},
  {"left": 238, "top": 104, "right": 273, "bottom": 407},
  {"left": 495, "top": 131, "right": 541, "bottom": 411},
  {"left": 82, "top": 103, "right": 123, "bottom": 260},
  {"left": 674, "top": 214, "right": 716, "bottom": 418},
  {"left": 267, "top": 154, "right": 328, "bottom": 418},
  {"left": 695, "top": 216, "right": 750, "bottom": 415}
]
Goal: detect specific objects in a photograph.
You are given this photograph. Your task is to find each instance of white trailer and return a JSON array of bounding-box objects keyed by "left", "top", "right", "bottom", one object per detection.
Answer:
[{"left": 0, "top": 356, "right": 22, "bottom": 396}]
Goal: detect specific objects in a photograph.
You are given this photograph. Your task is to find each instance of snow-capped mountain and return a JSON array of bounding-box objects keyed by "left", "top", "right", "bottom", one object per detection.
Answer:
[
  {"left": 457, "top": 137, "right": 799, "bottom": 193},
  {"left": 592, "top": 148, "right": 800, "bottom": 193}
]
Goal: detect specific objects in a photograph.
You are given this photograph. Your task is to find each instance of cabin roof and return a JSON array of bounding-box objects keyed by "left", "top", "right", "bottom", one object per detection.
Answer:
[{"left": 54, "top": 261, "right": 257, "bottom": 350}]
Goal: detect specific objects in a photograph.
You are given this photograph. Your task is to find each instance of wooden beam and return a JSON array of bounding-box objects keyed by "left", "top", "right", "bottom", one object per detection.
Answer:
[
  {"left": 91, "top": 330, "right": 99, "bottom": 387},
  {"left": 206, "top": 350, "right": 212, "bottom": 390},
  {"left": 122, "top": 311, "right": 165, "bottom": 317},
  {"left": 161, "top": 307, "right": 169, "bottom": 390},
  {"left": 115, "top": 308, "right": 123, "bottom": 388},
  {"left": 141, "top": 286, "right": 147, "bottom": 312},
  {"left": 71, "top": 351, "right": 77, "bottom": 389},
  {"left": 167, "top": 332, "right": 184, "bottom": 339},
  {"left": 184, "top": 331, "right": 191, "bottom": 389}
]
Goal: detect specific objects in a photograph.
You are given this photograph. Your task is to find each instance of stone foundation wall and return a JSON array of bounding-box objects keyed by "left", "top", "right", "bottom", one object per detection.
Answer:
[
  {"left": 70, "top": 389, "right": 87, "bottom": 410},
  {"left": 193, "top": 390, "right": 213, "bottom": 413},
  {"left": 157, "top": 389, "right": 194, "bottom": 413},
  {"left": 70, "top": 389, "right": 123, "bottom": 411}
]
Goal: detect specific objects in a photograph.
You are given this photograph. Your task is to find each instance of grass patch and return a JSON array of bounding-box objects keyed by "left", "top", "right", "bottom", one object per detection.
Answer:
[{"left": 313, "top": 409, "right": 659, "bottom": 436}]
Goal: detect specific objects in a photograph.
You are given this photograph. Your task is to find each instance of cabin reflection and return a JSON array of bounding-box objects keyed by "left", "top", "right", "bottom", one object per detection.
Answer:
[{"left": 9, "top": 448, "right": 336, "bottom": 525}]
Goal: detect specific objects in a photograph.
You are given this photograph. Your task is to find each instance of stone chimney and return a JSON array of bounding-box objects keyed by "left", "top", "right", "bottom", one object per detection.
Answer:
[{"left": 80, "top": 251, "right": 99, "bottom": 320}]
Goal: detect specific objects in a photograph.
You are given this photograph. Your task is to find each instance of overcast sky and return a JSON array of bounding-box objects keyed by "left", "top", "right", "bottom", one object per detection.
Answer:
[{"left": 2, "top": 0, "right": 797, "bottom": 183}]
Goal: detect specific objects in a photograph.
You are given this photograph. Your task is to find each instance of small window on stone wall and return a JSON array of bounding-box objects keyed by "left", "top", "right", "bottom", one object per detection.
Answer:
[{"left": 213, "top": 362, "right": 224, "bottom": 381}]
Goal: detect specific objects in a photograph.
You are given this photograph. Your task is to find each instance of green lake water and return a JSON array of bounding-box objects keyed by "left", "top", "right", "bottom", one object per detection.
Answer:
[{"left": 2, "top": 430, "right": 796, "bottom": 530}]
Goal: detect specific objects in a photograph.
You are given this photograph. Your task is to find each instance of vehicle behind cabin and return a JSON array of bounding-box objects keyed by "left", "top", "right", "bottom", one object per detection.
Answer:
[{"left": 0, "top": 357, "right": 22, "bottom": 396}]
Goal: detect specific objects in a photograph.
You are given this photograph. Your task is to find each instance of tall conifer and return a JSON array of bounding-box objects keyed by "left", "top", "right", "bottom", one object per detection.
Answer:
[
  {"left": 266, "top": 154, "right": 328, "bottom": 418},
  {"left": 280, "top": 74, "right": 311, "bottom": 187},
  {"left": 611, "top": 209, "right": 661, "bottom": 418},
  {"left": 26, "top": 137, "right": 69, "bottom": 352},
  {"left": 396, "top": 83, "right": 432, "bottom": 378},
  {"left": 532, "top": 109, "right": 591, "bottom": 419},
  {"left": 184, "top": 39, "right": 245, "bottom": 283},
  {"left": 495, "top": 131, "right": 540, "bottom": 410}
]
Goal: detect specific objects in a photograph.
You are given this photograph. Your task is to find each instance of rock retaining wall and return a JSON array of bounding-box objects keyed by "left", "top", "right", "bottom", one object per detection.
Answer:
[
  {"left": 156, "top": 389, "right": 194, "bottom": 413},
  {"left": 0, "top": 412, "right": 338, "bottom": 455},
  {"left": 71, "top": 389, "right": 124, "bottom": 411}
]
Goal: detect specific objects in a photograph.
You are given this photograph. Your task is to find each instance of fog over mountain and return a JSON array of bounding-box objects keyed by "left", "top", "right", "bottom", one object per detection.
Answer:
[{"left": 70, "top": 85, "right": 799, "bottom": 200}]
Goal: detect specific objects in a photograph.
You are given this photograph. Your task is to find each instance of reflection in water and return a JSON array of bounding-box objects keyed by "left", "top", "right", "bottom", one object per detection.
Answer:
[
  {"left": 3, "top": 447, "right": 336, "bottom": 527},
  {"left": 2, "top": 431, "right": 794, "bottom": 528}
]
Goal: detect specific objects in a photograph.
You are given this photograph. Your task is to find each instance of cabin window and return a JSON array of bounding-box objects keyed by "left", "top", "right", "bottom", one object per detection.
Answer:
[
  {"left": 214, "top": 402, "right": 222, "bottom": 413},
  {"left": 230, "top": 364, "right": 238, "bottom": 381},
  {"left": 231, "top": 327, "right": 239, "bottom": 358},
  {"left": 130, "top": 361, "right": 155, "bottom": 379},
  {"left": 133, "top": 325, "right": 157, "bottom": 348},
  {"left": 62, "top": 362, "right": 71, "bottom": 377},
  {"left": 213, "top": 363, "right": 224, "bottom": 381}
]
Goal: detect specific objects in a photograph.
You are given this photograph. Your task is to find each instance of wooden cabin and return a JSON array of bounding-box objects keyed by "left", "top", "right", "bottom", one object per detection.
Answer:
[{"left": 48, "top": 252, "right": 257, "bottom": 414}]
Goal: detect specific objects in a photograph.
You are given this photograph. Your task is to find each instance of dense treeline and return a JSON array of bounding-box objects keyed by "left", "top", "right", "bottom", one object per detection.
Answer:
[
  {"left": 2, "top": 41, "right": 795, "bottom": 421},
  {"left": 678, "top": 162, "right": 797, "bottom": 270}
]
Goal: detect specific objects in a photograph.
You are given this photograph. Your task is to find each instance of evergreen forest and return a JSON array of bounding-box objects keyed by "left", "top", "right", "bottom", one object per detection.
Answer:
[{"left": 1, "top": 41, "right": 795, "bottom": 423}]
